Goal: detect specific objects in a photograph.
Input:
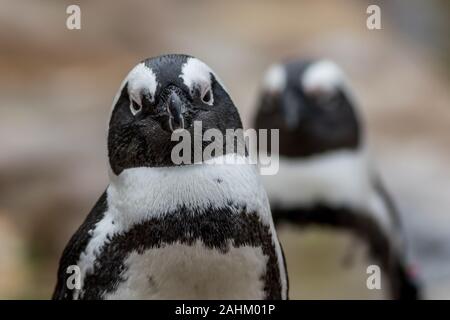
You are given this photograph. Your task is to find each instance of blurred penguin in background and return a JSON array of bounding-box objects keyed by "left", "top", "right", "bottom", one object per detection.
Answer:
[{"left": 253, "top": 59, "right": 420, "bottom": 299}]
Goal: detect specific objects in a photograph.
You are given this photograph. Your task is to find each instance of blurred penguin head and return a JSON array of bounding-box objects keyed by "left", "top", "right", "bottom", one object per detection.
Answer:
[{"left": 254, "top": 59, "right": 361, "bottom": 158}]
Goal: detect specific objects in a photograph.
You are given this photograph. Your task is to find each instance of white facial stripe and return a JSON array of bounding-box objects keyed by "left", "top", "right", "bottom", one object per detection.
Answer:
[
  {"left": 301, "top": 60, "right": 345, "bottom": 94},
  {"left": 110, "top": 63, "right": 158, "bottom": 114},
  {"left": 263, "top": 64, "right": 286, "bottom": 93},
  {"left": 127, "top": 63, "right": 158, "bottom": 105},
  {"left": 180, "top": 57, "right": 211, "bottom": 93},
  {"left": 180, "top": 57, "right": 228, "bottom": 101},
  {"left": 180, "top": 57, "right": 213, "bottom": 105}
]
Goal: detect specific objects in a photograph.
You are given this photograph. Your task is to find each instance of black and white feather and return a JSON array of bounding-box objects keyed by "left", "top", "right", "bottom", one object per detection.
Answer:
[
  {"left": 254, "top": 59, "right": 420, "bottom": 299},
  {"left": 53, "top": 54, "right": 288, "bottom": 300}
]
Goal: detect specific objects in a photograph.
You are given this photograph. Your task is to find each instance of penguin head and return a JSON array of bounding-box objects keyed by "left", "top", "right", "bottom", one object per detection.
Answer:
[
  {"left": 108, "top": 54, "right": 242, "bottom": 175},
  {"left": 254, "top": 59, "right": 361, "bottom": 158}
]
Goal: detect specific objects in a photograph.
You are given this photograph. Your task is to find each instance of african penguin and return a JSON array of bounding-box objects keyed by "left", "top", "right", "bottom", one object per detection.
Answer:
[
  {"left": 253, "top": 59, "right": 420, "bottom": 299},
  {"left": 53, "top": 54, "right": 288, "bottom": 300}
]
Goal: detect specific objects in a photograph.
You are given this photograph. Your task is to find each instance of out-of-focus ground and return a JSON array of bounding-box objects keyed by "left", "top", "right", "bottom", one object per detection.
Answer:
[{"left": 0, "top": 0, "right": 449, "bottom": 299}]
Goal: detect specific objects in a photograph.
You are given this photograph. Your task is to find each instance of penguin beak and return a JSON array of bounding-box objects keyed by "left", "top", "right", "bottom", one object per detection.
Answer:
[
  {"left": 149, "top": 87, "right": 190, "bottom": 133},
  {"left": 166, "top": 91, "right": 185, "bottom": 132},
  {"left": 281, "top": 90, "right": 302, "bottom": 130}
]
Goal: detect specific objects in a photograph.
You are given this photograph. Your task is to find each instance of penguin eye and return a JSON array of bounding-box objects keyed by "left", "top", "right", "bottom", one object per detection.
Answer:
[
  {"left": 130, "top": 99, "right": 142, "bottom": 115},
  {"left": 303, "top": 87, "right": 335, "bottom": 109},
  {"left": 201, "top": 87, "right": 213, "bottom": 105}
]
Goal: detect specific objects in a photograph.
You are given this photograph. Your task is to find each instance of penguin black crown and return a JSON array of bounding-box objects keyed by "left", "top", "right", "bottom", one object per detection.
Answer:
[
  {"left": 254, "top": 59, "right": 420, "bottom": 299},
  {"left": 53, "top": 54, "right": 288, "bottom": 300}
]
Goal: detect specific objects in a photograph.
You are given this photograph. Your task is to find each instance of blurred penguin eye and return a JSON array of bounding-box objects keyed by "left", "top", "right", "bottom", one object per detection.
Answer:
[
  {"left": 318, "top": 93, "right": 339, "bottom": 109},
  {"left": 130, "top": 100, "right": 142, "bottom": 115},
  {"left": 315, "top": 92, "right": 332, "bottom": 103},
  {"left": 306, "top": 89, "right": 337, "bottom": 109}
]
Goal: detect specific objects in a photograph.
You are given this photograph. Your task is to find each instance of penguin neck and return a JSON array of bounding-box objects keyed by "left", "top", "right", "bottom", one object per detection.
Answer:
[
  {"left": 263, "top": 146, "right": 374, "bottom": 212},
  {"left": 107, "top": 153, "right": 272, "bottom": 226}
]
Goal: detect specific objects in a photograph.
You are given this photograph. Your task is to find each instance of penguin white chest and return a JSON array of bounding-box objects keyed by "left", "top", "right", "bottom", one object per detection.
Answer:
[{"left": 105, "top": 240, "right": 268, "bottom": 300}]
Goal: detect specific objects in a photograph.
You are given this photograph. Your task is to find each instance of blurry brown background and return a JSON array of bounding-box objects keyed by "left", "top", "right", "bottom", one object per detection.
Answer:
[{"left": 0, "top": 0, "right": 449, "bottom": 299}]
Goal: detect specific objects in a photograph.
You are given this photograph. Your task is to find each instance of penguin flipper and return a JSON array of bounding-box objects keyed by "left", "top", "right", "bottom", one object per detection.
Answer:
[
  {"left": 371, "top": 175, "right": 422, "bottom": 299},
  {"left": 52, "top": 191, "right": 108, "bottom": 300},
  {"left": 371, "top": 174, "right": 402, "bottom": 227}
]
